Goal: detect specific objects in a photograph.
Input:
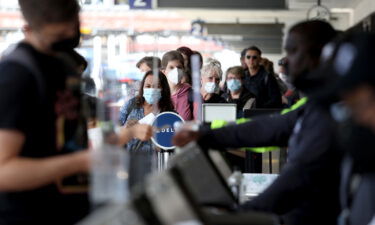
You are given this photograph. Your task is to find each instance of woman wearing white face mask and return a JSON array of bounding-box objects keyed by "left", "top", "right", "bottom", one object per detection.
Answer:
[
  {"left": 222, "top": 66, "right": 256, "bottom": 118},
  {"left": 119, "top": 71, "right": 175, "bottom": 152},
  {"left": 161, "top": 50, "right": 193, "bottom": 121},
  {"left": 200, "top": 58, "right": 226, "bottom": 103}
]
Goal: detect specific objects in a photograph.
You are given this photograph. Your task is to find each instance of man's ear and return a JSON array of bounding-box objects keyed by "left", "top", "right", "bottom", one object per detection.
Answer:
[
  {"left": 22, "top": 24, "right": 31, "bottom": 33},
  {"left": 22, "top": 24, "right": 34, "bottom": 38}
]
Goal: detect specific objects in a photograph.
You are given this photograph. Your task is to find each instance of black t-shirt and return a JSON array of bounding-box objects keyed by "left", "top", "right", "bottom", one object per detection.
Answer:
[
  {"left": 0, "top": 43, "right": 88, "bottom": 225},
  {"left": 204, "top": 93, "right": 226, "bottom": 103}
]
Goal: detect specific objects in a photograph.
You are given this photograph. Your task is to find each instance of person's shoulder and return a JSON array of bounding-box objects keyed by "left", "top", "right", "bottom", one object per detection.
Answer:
[
  {"left": 177, "top": 83, "right": 192, "bottom": 95},
  {"left": 302, "top": 102, "right": 336, "bottom": 133},
  {"left": 128, "top": 97, "right": 137, "bottom": 103},
  {"left": 120, "top": 97, "right": 141, "bottom": 123},
  {"left": 0, "top": 60, "right": 33, "bottom": 84},
  {"left": 124, "top": 97, "right": 141, "bottom": 108},
  {"left": 180, "top": 83, "right": 192, "bottom": 91},
  {"left": 0, "top": 42, "right": 36, "bottom": 77},
  {"left": 258, "top": 66, "right": 269, "bottom": 76}
]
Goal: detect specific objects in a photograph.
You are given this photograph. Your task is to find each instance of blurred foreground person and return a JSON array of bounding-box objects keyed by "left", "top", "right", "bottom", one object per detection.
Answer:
[
  {"left": 0, "top": 0, "right": 91, "bottom": 224},
  {"left": 317, "top": 32, "right": 375, "bottom": 225},
  {"left": 173, "top": 20, "right": 340, "bottom": 225}
]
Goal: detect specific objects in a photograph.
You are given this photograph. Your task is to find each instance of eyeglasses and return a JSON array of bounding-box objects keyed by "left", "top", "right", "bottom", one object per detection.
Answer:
[{"left": 246, "top": 55, "right": 258, "bottom": 60}]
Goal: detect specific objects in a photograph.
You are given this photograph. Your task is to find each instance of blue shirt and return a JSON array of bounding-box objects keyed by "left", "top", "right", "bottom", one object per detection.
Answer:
[{"left": 119, "top": 97, "right": 155, "bottom": 153}]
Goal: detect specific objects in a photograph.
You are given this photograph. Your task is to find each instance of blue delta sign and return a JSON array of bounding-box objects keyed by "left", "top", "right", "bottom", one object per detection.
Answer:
[{"left": 151, "top": 112, "right": 184, "bottom": 150}]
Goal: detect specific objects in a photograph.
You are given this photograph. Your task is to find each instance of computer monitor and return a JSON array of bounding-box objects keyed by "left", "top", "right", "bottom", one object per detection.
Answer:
[
  {"left": 131, "top": 147, "right": 278, "bottom": 225},
  {"left": 169, "top": 142, "right": 237, "bottom": 209},
  {"left": 202, "top": 103, "right": 237, "bottom": 122},
  {"left": 208, "top": 150, "right": 232, "bottom": 180},
  {"left": 77, "top": 205, "right": 144, "bottom": 225},
  {"left": 134, "top": 170, "right": 206, "bottom": 225}
]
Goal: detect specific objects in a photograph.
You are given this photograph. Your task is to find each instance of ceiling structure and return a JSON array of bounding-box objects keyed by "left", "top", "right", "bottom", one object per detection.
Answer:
[
  {"left": 157, "top": 0, "right": 286, "bottom": 10},
  {"left": 0, "top": 0, "right": 373, "bottom": 54},
  {"left": 204, "top": 23, "right": 284, "bottom": 53},
  {"left": 288, "top": 0, "right": 360, "bottom": 9}
]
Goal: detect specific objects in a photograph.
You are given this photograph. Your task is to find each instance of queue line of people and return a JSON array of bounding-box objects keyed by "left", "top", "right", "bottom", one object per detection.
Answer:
[{"left": 121, "top": 45, "right": 290, "bottom": 125}]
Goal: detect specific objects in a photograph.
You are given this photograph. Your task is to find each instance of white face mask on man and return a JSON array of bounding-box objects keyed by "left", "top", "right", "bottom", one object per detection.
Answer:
[
  {"left": 204, "top": 82, "right": 218, "bottom": 94},
  {"left": 167, "top": 68, "right": 184, "bottom": 85}
]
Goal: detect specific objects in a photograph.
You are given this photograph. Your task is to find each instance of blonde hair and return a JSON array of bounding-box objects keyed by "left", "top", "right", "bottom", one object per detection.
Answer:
[{"left": 201, "top": 58, "right": 223, "bottom": 80}]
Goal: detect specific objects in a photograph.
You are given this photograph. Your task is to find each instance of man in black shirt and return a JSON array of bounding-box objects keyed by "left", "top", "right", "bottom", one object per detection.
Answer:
[
  {"left": 243, "top": 46, "right": 282, "bottom": 108},
  {"left": 0, "top": 0, "right": 90, "bottom": 224}
]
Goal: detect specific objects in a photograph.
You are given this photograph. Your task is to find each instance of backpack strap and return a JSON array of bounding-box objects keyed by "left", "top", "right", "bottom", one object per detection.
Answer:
[
  {"left": 1, "top": 44, "right": 46, "bottom": 101},
  {"left": 243, "top": 97, "right": 256, "bottom": 110}
]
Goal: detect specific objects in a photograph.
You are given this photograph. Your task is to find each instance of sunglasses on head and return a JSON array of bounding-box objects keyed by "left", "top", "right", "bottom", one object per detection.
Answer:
[{"left": 246, "top": 55, "right": 258, "bottom": 60}]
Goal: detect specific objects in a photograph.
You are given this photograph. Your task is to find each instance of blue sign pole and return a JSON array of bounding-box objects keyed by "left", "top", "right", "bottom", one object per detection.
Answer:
[{"left": 151, "top": 112, "right": 184, "bottom": 150}]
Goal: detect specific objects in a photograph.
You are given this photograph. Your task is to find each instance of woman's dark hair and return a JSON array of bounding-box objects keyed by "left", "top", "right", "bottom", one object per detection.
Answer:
[
  {"left": 177, "top": 46, "right": 194, "bottom": 68},
  {"left": 176, "top": 47, "right": 194, "bottom": 85},
  {"left": 136, "top": 70, "right": 174, "bottom": 112}
]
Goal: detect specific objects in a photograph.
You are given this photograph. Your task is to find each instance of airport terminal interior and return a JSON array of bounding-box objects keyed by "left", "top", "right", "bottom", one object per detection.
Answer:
[{"left": 0, "top": 0, "right": 374, "bottom": 225}]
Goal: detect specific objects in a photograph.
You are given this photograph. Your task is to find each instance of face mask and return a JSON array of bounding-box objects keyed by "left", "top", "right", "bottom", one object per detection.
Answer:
[
  {"left": 227, "top": 79, "right": 242, "bottom": 92},
  {"left": 143, "top": 88, "right": 161, "bottom": 105},
  {"left": 167, "top": 68, "right": 183, "bottom": 85},
  {"left": 51, "top": 28, "right": 81, "bottom": 52},
  {"left": 204, "top": 82, "right": 218, "bottom": 94}
]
